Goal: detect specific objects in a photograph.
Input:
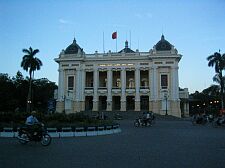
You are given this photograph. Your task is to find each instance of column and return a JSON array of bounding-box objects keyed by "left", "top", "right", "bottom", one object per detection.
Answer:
[
  {"left": 152, "top": 66, "right": 159, "bottom": 113},
  {"left": 120, "top": 68, "right": 126, "bottom": 111},
  {"left": 170, "top": 65, "right": 181, "bottom": 117},
  {"left": 56, "top": 68, "right": 65, "bottom": 113},
  {"left": 92, "top": 68, "right": 99, "bottom": 111},
  {"left": 74, "top": 68, "right": 81, "bottom": 112},
  {"left": 106, "top": 68, "right": 112, "bottom": 111},
  {"left": 153, "top": 66, "right": 158, "bottom": 100},
  {"left": 80, "top": 69, "right": 85, "bottom": 111},
  {"left": 58, "top": 69, "right": 64, "bottom": 101},
  {"left": 135, "top": 67, "right": 140, "bottom": 111},
  {"left": 172, "top": 66, "right": 179, "bottom": 100},
  {"left": 149, "top": 67, "right": 154, "bottom": 100},
  {"left": 75, "top": 68, "right": 81, "bottom": 101},
  {"left": 148, "top": 67, "right": 153, "bottom": 111}
]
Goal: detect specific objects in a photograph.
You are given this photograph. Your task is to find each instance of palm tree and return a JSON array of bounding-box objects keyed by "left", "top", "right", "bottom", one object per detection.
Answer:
[
  {"left": 21, "top": 47, "right": 42, "bottom": 112},
  {"left": 207, "top": 52, "right": 225, "bottom": 109}
]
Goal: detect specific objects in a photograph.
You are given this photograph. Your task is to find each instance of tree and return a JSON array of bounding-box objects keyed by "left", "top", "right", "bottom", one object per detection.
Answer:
[
  {"left": 21, "top": 47, "right": 42, "bottom": 112},
  {"left": 202, "top": 84, "right": 220, "bottom": 98},
  {"left": 0, "top": 73, "right": 17, "bottom": 111},
  {"left": 207, "top": 52, "right": 225, "bottom": 109},
  {"left": 13, "top": 71, "right": 29, "bottom": 110}
]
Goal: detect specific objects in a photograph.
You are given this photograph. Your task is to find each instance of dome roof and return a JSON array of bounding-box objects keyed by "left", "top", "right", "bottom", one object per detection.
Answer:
[
  {"left": 155, "top": 35, "right": 172, "bottom": 51},
  {"left": 119, "top": 40, "right": 135, "bottom": 53},
  {"left": 64, "top": 38, "right": 83, "bottom": 54}
]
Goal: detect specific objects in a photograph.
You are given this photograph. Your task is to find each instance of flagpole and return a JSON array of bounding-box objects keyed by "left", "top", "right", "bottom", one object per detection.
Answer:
[
  {"left": 130, "top": 30, "right": 131, "bottom": 48},
  {"left": 103, "top": 31, "right": 105, "bottom": 53},
  {"left": 138, "top": 37, "right": 139, "bottom": 50},
  {"left": 116, "top": 31, "right": 117, "bottom": 52}
]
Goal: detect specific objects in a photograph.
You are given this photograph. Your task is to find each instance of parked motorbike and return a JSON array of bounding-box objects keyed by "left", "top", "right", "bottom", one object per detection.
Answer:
[
  {"left": 191, "top": 114, "right": 209, "bottom": 125},
  {"left": 17, "top": 123, "right": 52, "bottom": 146},
  {"left": 207, "top": 114, "right": 214, "bottom": 123},
  {"left": 212, "top": 116, "right": 225, "bottom": 127},
  {"left": 134, "top": 118, "right": 152, "bottom": 127}
]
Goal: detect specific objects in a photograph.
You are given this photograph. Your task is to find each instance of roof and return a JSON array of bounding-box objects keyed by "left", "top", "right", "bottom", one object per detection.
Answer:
[
  {"left": 64, "top": 38, "right": 83, "bottom": 54},
  {"left": 155, "top": 35, "right": 172, "bottom": 51},
  {"left": 118, "top": 40, "right": 135, "bottom": 53}
]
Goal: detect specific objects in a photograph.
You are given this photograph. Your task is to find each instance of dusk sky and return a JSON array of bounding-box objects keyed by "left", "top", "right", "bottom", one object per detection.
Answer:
[{"left": 0, "top": 0, "right": 225, "bottom": 93}]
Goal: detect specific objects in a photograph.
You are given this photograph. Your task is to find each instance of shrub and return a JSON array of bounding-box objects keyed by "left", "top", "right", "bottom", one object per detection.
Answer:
[{"left": 0, "top": 111, "right": 116, "bottom": 129}]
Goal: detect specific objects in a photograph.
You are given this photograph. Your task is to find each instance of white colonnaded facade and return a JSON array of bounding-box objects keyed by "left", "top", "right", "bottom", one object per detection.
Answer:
[{"left": 55, "top": 35, "right": 189, "bottom": 117}]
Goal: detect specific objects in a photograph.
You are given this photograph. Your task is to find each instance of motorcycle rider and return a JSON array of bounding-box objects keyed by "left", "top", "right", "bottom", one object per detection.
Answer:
[
  {"left": 25, "top": 111, "right": 41, "bottom": 136},
  {"left": 196, "top": 112, "right": 204, "bottom": 124},
  {"left": 143, "top": 112, "right": 151, "bottom": 126}
]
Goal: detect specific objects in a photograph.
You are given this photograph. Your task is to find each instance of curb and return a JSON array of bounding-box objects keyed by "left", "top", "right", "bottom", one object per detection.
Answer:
[{"left": 0, "top": 125, "right": 122, "bottom": 138}]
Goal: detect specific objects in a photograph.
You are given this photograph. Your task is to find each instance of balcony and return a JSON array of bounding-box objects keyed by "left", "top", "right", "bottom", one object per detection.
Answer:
[
  {"left": 140, "top": 86, "right": 150, "bottom": 94},
  {"left": 126, "top": 88, "right": 135, "bottom": 94},
  {"left": 85, "top": 87, "right": 94, "bottom": 94},
  {"left": 112, "top": 87, "right": 121, "bottom": 94},
  {"left": 98, "top": 87, "right": 107, "bottom": 94}
]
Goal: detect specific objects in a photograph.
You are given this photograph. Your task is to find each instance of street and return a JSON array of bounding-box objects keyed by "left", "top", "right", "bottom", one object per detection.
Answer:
[{"left": 1, "top": 119, "right": 225, "bottom": 168}]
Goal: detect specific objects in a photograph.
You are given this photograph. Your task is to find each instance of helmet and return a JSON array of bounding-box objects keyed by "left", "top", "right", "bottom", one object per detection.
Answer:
[{"left": 31, "top": 111, "right": 36, "bottom": 115}]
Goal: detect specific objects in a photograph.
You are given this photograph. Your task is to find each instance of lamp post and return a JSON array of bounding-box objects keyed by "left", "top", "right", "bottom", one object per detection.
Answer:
[{"left": 164, "top": 92, "right": 168, "bottom": 115}]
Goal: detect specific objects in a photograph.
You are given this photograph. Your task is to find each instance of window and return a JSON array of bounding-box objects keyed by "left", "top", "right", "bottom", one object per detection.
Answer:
[
  {"left": 141, "top": 78, "right": 148, "bottom": 88},
  {"left": 68, "top": 76, "right": 74, "bottom": 90},
  {"left": 161, "top": 74, "right": 168, "bottom": 89},
  {"left": 86, "top": 72, "right": 93, "bottom": 87},
  {"left": 128, "top": 78, "right": 135, "bottom": 89}
]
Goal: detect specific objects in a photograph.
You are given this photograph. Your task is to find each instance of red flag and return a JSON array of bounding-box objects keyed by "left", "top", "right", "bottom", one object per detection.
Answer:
[{"left": 112, "top": 32, "right": 117, "bottom": 39}]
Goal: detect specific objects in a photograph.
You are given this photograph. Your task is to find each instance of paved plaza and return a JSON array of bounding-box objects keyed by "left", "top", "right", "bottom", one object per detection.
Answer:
[{"left": 1, "top": 118, "right": 225, "bottom": 168}]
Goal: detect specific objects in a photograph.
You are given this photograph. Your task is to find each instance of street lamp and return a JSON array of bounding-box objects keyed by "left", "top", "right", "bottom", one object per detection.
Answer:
[{"left": 164, "top": 92, "right": 168, "bottom": 115}]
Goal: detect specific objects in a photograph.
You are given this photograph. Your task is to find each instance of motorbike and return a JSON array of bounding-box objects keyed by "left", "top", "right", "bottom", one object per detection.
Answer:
[
  {"left": 134, "top": 118, "right": 152, "bottom": 127},
  {"left": 207, "top": 114, "right": 214, "bottom": 123},
  {"left": 191, "top": 114, "right": 209, "bottom": 125},
  {"left": 17, "top": 123, "right": 52, "bottom": 146},
  {"left": 212, "top": 116, "right": 225, "bottom": 127}
]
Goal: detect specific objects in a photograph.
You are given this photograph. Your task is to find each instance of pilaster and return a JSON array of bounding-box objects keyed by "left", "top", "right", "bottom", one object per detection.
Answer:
[
  {"left": 135, "top": 66, "right": 140, "bottom": 111},
  {"left": 73, "top": 101, "right": 80, "bottom": 112},
  {"left": 120, "top": 67, "right": 126, "bottom": 111},
  {"left": 121, "top": 68, "right": 126, "bottom": 102},
  {"left": 92, "top": 101, "right": 98, "bottom": 111},
  {"left": 93, "top": 67, "right": 99, "bottom": 111},
  {"left": 152, "top": 66, "right": 158, "bottom": 100},
  {"left": 107, "top": 68, "right": 112, "bottom": 111},
  {"left": 171, "top": 66, "right": 179, "bottom": 100},
  {"left": 75, "top": 68, "right": 81, "bottom": 101},
  {"left": 58, "top": 69, "right": 65, "bottom": 101},
  {"left": 120, "top": 101, "right": 126, "bottom": 111}
]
